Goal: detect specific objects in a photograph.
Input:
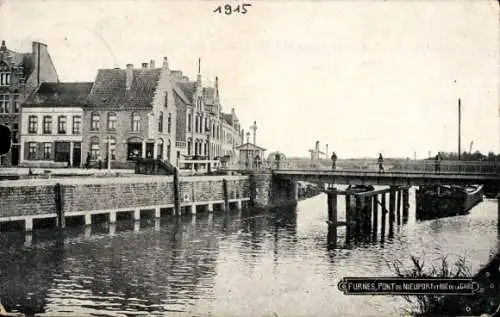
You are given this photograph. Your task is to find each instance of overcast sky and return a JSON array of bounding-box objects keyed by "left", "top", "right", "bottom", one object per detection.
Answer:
[{"left": 1, "top": 0, "right": 498, "bottom": 158}]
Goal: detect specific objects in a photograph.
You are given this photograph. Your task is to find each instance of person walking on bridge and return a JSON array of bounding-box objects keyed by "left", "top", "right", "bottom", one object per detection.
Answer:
[
  {"left": 434, "top": 152, "right": 442, "bottom": 173},
  {"left": 331, "top": 152, "right": 338, "bottom": 170},
  {"left": 377, "top": 153, "right": 384, "bottom": 173}
]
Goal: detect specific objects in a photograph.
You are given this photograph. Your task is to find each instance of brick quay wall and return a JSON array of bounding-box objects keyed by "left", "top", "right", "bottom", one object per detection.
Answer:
[{"left": 0, "top": 175, "right": 251, "bottom": 220}]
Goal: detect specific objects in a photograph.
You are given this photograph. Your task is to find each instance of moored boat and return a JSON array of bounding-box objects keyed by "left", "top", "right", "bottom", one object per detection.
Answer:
[{"left": 415, "top": 184, "right": 483, "bottom": 220}]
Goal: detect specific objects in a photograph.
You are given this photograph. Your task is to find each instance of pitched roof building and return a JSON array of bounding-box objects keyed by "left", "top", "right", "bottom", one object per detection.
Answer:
[
  {"left": 82, "top": 58, "right": 177, "bottom": 168},
  {"left": 0, "top": 40, "right": 59, "bottom": 166},
  {"left": 20, "top": 82, "right": 92, "bottom": 167}
]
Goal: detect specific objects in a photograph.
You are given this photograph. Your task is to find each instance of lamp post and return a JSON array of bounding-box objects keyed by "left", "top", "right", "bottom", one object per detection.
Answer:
[
  {"left": 106, "top": 136, "right": 112, "bottom": 170},
  {"left": 246, "top": 131, "right": 250, "bottom": 169}
]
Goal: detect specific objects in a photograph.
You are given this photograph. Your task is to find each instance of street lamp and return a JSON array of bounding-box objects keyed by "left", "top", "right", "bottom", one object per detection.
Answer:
[
  {"left": 246, "top": 131, "right": 250, "bottom": 169},
  {"left": 106, "top": 136, "right": 112, "bottom": 170}
]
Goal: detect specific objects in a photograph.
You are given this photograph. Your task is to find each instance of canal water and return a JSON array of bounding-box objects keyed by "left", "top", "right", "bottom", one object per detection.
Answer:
[{"left": 0, "top": 186, "right": 498, "bottom": 317}]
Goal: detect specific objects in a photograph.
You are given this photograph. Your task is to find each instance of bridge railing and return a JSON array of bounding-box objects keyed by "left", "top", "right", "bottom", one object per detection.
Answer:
[{"left": 268, "top": 159, "right": 500, "bottom": 175}]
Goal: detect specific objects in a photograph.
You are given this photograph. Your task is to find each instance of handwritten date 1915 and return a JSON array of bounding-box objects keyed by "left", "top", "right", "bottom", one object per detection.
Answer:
[{"left": 213, "top": 4, "right": 252, "bottom": 15}]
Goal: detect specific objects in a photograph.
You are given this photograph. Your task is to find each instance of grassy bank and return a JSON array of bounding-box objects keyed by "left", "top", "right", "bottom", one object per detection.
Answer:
[{"left": 391, "top": 253, "right": 500, "bottom": 316}]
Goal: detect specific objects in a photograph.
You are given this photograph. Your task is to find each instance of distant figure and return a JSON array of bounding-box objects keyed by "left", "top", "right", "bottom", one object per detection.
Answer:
[
  {"left": 97, "top": 154, "right": 102, "bottom": 170},
  {"left": 85, "top": 152, "right": 91, "bottom": 169},
  {"left": 254, "top": 154, "right": 261, "bottom": 169},
  {"left": 331, "top": 152, "right": 338, "bottom": 170},
  {"left": 377, "top": 153, "right": 384, "bottom": 173},
  {"left": 434, "top": 152, "right": 442, "bottom": 173},
  {"left": 28, "top": 167, "right": 33, "bottom": 176},
  {"left": 275, "top": 153, "right": 281, "bottom": 169}
]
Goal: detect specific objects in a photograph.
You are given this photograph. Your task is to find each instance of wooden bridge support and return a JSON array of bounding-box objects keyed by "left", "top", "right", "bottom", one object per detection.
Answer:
[
  {"left": 372, "top": 195, "right": 378, "bottom": 241},
  {"left": 396, "top": 189, "right": 401, "bottom": 226},
  {"left": 327, "top": 189, "right": 338, "bottom": 247},
  {"left": 345, "top": 194, "right": 352, "bottom": 244},
  {"left": 381, "top": 193, "right": 386, "bottom": 239},
  {"left": 388, "top": 188, "right": 396, "bottom": 238},
  {"left": 402, "top": 188, "right": 409, "bottom": 223}
]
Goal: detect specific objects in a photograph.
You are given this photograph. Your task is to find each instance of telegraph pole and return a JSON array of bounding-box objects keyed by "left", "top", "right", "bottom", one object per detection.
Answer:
[{"left": 458, "top": 98, "right": 461, "bottom": 160}]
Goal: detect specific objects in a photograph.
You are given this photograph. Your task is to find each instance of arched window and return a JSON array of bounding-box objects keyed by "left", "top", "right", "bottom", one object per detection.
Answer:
[
  {"left": 195, "top": 116, "right": 199, "bottom": 133},
  {"left": 90, "top": 136, "right": 100, "bottom": 160},
  {"left": 107, "top": 112, "right": 117, "bottom": 130},
  {"left": 167, "top": 113, "right": 172, "bottom": 133},
  {"left": 158, "top": 111, "right": 163, "bottom": 132},
  {"left": 106, "top": 136, "right": 116, "bottom": 160},
  {"left": 131, "top": 112, "right": 141, "bottom": 132},
  {"left": 91, "top": 112, "right": 100, "bottom": 131}
]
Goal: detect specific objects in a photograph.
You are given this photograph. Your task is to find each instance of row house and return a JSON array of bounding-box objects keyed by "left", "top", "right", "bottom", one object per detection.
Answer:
[
  {"left": 172, "top": 63, "right": 244, "bottom": 166},
  {"left": 82, "top": 58, "right": 177, "bottom": 168},
  {"left": 20, "top": 82, "right": 92, "bottom": 167},
  {"left": 0, "top": 40, "right": 59, "bottom": 166}
]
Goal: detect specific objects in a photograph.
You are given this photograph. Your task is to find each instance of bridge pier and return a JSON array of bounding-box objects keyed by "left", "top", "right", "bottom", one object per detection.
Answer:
[
  {"left": 396, "top": 189, "right": 402, "bottom": 226},
  {"left": 402, "top": 188, "right": 409, "bottom": 223},
  {"left": 372, "top": 195, "right": 378, "bottom": 241},
  {"left": 345, "top": 194, "right": 352, "bottom": 244},
  {"left": 381, "top": 193, "right": 386, "bottom": 239},
  {"left": 327, "top": 189, "right": 338, "bottom": 246}
]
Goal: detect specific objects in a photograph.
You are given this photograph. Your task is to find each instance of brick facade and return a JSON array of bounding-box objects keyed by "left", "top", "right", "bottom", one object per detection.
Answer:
[{"left": 0, "top": 40, "right": 59, "bottom": 166}]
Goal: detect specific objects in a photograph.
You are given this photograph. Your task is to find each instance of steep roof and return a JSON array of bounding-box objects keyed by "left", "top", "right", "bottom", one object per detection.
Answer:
[
  {"left": 222, "top": 113, "right": 233, "bottom": 126},
  {"left": 203, "top": 87, "right": 216, "bottom": 105},
  {"left": 86, "top": 68, "right": 161, "bottom": 109},
  {"left": 176, "top": 81, "right": 196, "bottom": 102},
  {"left": 24, "top": 82, "right": 93, "bottom": 107}
]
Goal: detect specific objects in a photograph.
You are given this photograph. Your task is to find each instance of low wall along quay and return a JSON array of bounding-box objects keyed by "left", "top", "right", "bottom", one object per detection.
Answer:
[
  {"left": 0, "top": 175, "right": 253, "bottom": 232},
  {"left": 0, "top": 173, "right": 303, "bottom": 232}
]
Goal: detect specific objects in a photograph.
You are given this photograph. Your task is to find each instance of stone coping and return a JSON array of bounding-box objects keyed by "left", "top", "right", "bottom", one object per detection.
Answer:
[{"left": 0, "top": 174, "right": 249, "bottom": 188}]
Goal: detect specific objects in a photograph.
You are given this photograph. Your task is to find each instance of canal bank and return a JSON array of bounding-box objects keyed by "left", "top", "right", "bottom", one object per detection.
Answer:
[{"left": 0, "top": 188, "right": 497, "bottom": 317}]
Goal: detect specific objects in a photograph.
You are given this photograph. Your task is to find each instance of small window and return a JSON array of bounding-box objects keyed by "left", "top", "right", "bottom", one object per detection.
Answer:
[
  {"left": 107, "top": 112, "right": 117, "bottom": 130},
  {"left": 131, "top": 112, "right": 140, "bottom": 132},
  {"left": 43, "top": 116, "right": 52, "bottom": 134},
  {"left": 158, "top": 112, "right": 163, "bottom": 132},
  {"left": 43, "top": 142, "right": 52, "bottom": 160},
  {"left": 13, "top": 94, "right": 20, "bottom": 113},
  {"left": 57, "top": 116, "right": 67, "bottom": 134},
  {"left": 167, "top": 113, "right": 172, "bottom": 133},
  {"left": 28, "top": 115, "right": 38, "bottom": 134},
  {"left": 72, "top": 116, "right": 82, "bottom": 134},
  {"left": 107, "top": 137, "right": 116, "bottom": 160},
  {"left": 0, "top": 94, "right": 10, "bottom": 113},
  {"left": 28, "top": 142, "right": 37, "bottom": 160},
  {"left": 90, "top": 137, "right": 100, "bottom": 160},
  {"left": 91, "top": 112, "right": 100, "bottom": 131}
]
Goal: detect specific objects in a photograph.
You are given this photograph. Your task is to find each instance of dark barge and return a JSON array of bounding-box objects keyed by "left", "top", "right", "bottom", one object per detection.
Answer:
[{"left": 415, "top": 184, "right": 484, "bottom": 220}]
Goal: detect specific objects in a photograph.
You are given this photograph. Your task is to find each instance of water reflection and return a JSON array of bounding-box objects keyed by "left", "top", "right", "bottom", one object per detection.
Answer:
[{"left": 0, "top": 188, "right": 497, "bottom": 317}]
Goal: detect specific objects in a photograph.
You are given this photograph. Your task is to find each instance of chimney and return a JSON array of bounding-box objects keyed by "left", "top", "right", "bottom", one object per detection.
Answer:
[
  {"left": 150, "top": 59, "right": 155, "bottom": 68},
  {"left": 326, "top": 144, "right": 328, "bottom": 158},
  {"left": 142, "top": 62, "right": 148, "bottom": 69},
  {"left": 126, "top": 64, "right": 133, "bottom": 90},
  {"left": 196, "top": 58, "right": 201, "bottom": 83},
  {"left": 162, "top": 57, "right": 169, "bottom": 69}
]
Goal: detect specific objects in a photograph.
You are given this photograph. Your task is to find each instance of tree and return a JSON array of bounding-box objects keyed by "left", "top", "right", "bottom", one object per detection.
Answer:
[{"left": 0, "top": 124, "right": 11, "bottom": 155}]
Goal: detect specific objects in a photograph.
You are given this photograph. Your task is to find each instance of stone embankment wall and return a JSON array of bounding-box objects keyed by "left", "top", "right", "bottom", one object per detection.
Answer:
[{"left": 0, "top": 175, "right": 251, "bottom": 219}]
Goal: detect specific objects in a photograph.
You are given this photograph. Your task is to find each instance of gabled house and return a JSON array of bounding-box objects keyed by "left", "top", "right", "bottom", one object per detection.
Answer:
[
  {"left": 20, "top": 82, "right": 92, "bottom": 167},
  {"left": 82, "top": 58, "right": 177, "bottom": 168},
  {"left": 0, "top": 40, "right": 59, "bottom": 166},
  {"left": 172, "top": 61, "right": 243, "bottom": 168}
]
